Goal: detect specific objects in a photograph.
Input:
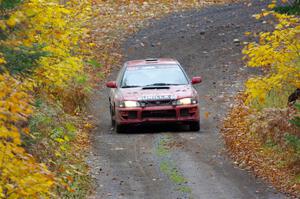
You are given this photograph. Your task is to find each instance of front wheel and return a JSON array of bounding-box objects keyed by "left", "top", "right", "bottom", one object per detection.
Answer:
[
  {"left": 109, "top": 104, "right": 115, "bottom": 127},
  {"left": 189, "top": 121, "right": 200, "bottom": 131},
  {"left": 115, "top": 124, "right": 126, "bottom": 133}
]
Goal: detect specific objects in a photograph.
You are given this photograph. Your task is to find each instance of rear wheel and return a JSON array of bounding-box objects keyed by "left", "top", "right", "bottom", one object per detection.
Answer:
[{"left": 189, "top": 121, "right": 200, "bottom": 131}]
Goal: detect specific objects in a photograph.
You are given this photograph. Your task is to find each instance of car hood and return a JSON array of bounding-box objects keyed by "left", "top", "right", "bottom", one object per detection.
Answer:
[{"left": 118, "top": 85, "right": 196, "bottom": 101}]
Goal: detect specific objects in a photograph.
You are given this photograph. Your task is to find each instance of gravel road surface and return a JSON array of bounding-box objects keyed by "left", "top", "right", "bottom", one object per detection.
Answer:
[{"left": 88, "top": 1, "right": 286, "bottom": 198}]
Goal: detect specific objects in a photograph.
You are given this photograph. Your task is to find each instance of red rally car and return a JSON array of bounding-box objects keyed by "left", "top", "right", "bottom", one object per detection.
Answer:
[{"left": 106, "top": 58, "right": 202, "bottom": 133}]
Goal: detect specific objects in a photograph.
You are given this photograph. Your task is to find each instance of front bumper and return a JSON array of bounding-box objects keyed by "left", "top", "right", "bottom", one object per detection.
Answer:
[{"left": 115, "top": 104, "right": 199, "bottom": 125}]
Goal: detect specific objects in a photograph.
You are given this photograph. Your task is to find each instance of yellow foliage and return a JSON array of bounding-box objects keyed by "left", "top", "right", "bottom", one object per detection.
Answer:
[
  {"left": 0, "top": 0, "right": 93, "bottom": 197},
  {"left": 33, "top": 56, "right": 83, "bottom": 90},
  {"left": 243, "top": 7, "right": 300, "bottom": 105},
  {"left": 4, "top": 0, "right": 92, "bottom": 94},
  {"left": 0, "top": 73, "right": 54, "bottom": 198}
]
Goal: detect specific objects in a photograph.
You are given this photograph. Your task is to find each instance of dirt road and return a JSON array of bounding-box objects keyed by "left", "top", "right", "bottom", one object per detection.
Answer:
[{"left": 88, "top": 1, "right": 285, "bottom": 199}]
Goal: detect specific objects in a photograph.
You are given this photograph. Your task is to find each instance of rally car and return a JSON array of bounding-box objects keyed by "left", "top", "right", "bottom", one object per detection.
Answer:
[{"left": 106, "top": 58, "right": 202, "bottom": 133}]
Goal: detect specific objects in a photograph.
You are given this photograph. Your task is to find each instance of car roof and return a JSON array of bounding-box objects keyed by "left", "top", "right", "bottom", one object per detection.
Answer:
[{"left": 125, "top": 58, "right": 179, "bottom": 67}]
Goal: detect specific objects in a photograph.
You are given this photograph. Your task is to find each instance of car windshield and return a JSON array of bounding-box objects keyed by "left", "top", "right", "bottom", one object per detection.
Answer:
[{"left": 121, "top": 64, "right": 189, "bottom": 88}]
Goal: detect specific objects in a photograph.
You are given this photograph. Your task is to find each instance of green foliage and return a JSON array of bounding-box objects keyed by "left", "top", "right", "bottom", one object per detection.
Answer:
[
  {"left": 290, "top": 103, "right": 300, "bottom": 128},
  {"left": 87, "top": 59, "right": 102, "bottom": 69},
  {"left": 274, "top": 5, "right": 300, "bottom": 15},
  {"left": 178, "top": 186, "right": 192, "bottom": 193},
  {"left": 274, "top": 0, "right": 300, "bottom": 15},
  {"left": 294, "top": 174, "right": 300, "bottom": 184},
  {"left": 265, "top": 138, "right": 278, "bottom": 148},
  {"left": 290, "top": 116, "right": 300, "bottom": 127},
  {"left": 160, "top": 161, "right": 186, "bottom": 184},
  {"left": 0, "top": 45, "right": 48, "bottom": 74},
  {"left": 27, "top": 99, "right": 91, "bottom": 198},
  {"left": 75, "top": 74, "right": 89, "bottom": 85},
  {"left": 156, "top": 137, "right": 170, "bottom": 156},
  {"left": 284, "top": 133, "right": 300, "bottom": 154},
  {"left": 0, "top": 0, "right": 22, "bottom": 10},
  {"left": 96, "top": 72, "right": 104, "bottom": 79},
  {"left": 29, "top": 100, "right": 75, "bottom": 143},
  {"left": 251, "top": 88, "right": 294, "bottom": 110}
]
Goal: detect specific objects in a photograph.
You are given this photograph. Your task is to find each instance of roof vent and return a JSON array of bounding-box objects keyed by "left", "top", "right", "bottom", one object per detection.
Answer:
[{"left": 145, "top": 58, "right": 158, "bottom": 62}]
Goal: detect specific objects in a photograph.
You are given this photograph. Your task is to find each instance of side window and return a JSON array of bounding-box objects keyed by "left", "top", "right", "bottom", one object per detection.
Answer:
[{"left": 116, "top": 64, "right": 126, "bottom": 86}]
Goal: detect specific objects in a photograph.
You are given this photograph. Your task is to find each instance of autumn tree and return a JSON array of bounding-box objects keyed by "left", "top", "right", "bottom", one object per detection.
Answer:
[{"left": 243, "top": 9, "right": 300, "bottom": 107}]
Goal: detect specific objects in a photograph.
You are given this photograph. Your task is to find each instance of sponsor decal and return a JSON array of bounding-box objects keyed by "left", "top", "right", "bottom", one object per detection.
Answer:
[{"left": 138, "top": 95, "right": 176, "bottom": 101}]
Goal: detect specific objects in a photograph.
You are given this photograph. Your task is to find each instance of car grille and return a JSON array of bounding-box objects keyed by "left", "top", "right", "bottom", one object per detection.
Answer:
[
  {"left": 142, "top": 110, "right": 176, "bottom": 119},
  {"left": 140, "top": 100, "right": 173, "bottom": 107},
  {"left": 180, "top": 108, "right": 190, "bottom": 117}
]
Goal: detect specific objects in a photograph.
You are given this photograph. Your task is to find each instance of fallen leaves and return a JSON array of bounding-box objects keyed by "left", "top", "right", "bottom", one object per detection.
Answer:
[
  {"left": 222, "top": 1, "right": 300, "bottom": 196},
  {"left": 204, "top": 111, "right": 211, "bottom": 119},
  {"left": 221, "top": 94, "right": 300, "bottom": 197}
]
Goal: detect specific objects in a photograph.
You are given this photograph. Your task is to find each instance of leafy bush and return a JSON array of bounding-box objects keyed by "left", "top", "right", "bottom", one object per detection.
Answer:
[
  {"left": 0, "top": 0, "right": 22, "bottom": 10},
  {"left": 274, "top": 0, "right": 300, "bottom": 15},
  {"left": 0, "top": 73, "right": 54, "bottom": 198},
  {"left": 0, "top": 0, "right": 93, "bottom": 197},
  {"left": 27, "top": 100, "right": 91, "bottom": 198},
  {"left": 251, "top": 87, "right": 295, "bottom": 110},
  {"left": 243, "top": 11, "right": 300, "bottom": 107},
  {"left": 274, "top": 5, "right": 300, "bottom": 15},
  {"left": 0, "top": 45, "right": 48, "bottom": 74}
]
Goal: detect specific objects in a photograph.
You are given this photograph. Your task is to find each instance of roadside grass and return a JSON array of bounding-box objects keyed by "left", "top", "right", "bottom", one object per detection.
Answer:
[
  {"left": 26, "top": 99, "right": 93, "bottom": 198},
  {"left": 250, "top": 87, "right": 295, "bottom": 110}
]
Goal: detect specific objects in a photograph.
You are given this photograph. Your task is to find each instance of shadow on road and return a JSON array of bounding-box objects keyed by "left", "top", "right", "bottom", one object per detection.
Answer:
[{"left": 116, "top": 123, "right": 196, "bottom": 134}]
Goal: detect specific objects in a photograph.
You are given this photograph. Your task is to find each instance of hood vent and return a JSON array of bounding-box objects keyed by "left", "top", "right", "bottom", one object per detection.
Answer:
[
  {"left": 142, "top": 86, "right": 170, "bottom": 90},
  {"left": 145, "top": 58, "right": 158, "bottom": 62}
]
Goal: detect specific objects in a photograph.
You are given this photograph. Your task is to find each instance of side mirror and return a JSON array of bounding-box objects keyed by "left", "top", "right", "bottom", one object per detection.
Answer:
[
  {"left": 106, "top": 81, "right": 117, "bottom": 88},
  {"left": 191, "top": 77, "right": 202, "bottom": 84}
]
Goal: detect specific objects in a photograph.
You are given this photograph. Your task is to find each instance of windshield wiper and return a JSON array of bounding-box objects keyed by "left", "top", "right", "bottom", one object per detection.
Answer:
[
  {"left": 122, "top": 85, "right": 140, "bottom": 88},
  {"left": 144, "top": 83, "right": 182, "bottom": 87}
]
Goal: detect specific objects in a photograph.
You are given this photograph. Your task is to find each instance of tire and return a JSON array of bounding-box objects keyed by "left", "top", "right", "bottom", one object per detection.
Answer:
[
  {"left": 115, "top": 124, "right": 126, "bottom": 133},
  {"left": 109, "top": 103, "right": 115, "bottom": 126},
  {"left": 110, "top": 109, "right": 115, "bottom": 127},
  {"left": 110, "top": 102, "right": 126, "bottom": 133},
  {"left": 189, "top": 121, "right": 200, "bottom": 131}
]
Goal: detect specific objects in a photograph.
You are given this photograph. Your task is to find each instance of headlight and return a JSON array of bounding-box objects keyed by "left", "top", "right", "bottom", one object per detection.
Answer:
[
  {"left": 119, "top": 101, "right": 140, "bottom": 108},
  {"left": 176, "top": 98, "right": 198, "bottom": 105}
]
